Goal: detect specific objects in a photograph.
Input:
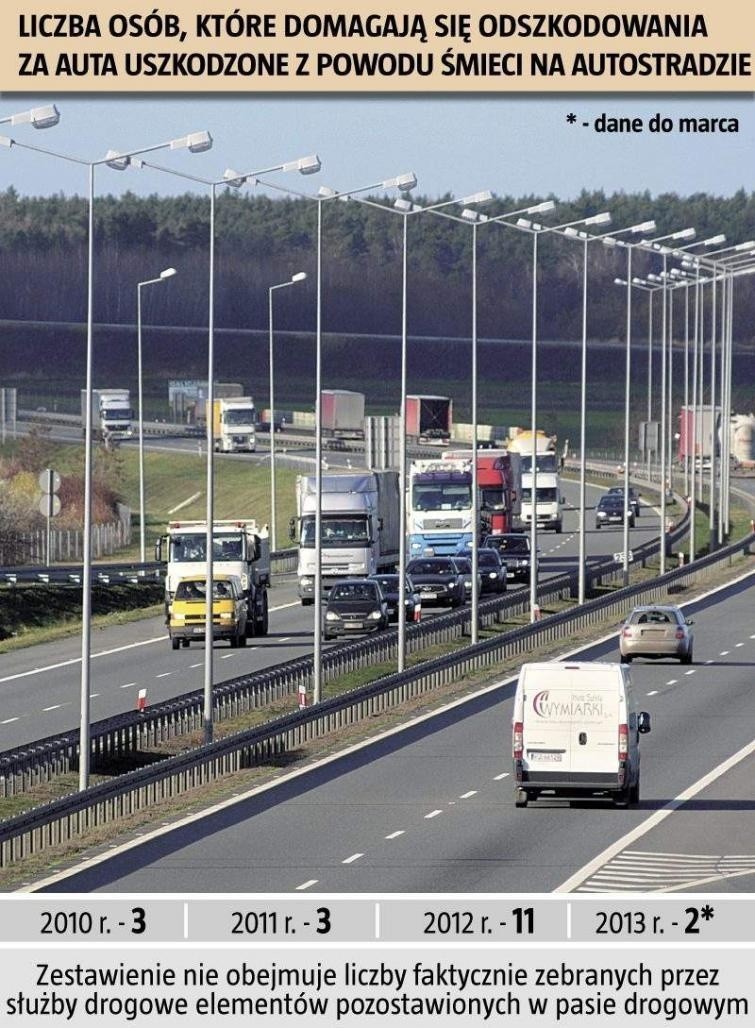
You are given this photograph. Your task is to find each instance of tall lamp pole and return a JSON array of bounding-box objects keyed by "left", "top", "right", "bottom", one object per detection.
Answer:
[
  {"left": 3, "top": 129, "right": 213, "bottom": 788},
  {"left": 137, "top": 267, "right": 177, "bottom": 563},
  {"left": 268, "top": 272, "right": 307, "bottom": 551}
]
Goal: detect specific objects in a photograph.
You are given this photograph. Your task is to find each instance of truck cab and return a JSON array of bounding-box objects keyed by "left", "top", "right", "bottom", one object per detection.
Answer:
[
  {"left": 521, "top": 471, "right": 563, "bottom": 533},
  {"left": 408, "top": 459, "right": 474, "bottom": 557}
]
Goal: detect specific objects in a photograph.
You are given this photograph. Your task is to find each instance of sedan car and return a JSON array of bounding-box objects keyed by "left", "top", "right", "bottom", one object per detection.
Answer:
[
  {"left": 482, "top": 533, "right": 531, "bottom": 583},
  {"left": 595, "top": 494, "right": 636, "bottom": 529},
  {"left": 451, "top": 556, "right": 482, "bottom": 600},
  {"left": 455, "top": 548, "right": 507, "bottom": 594},
  {"left": 620, "top": 604, "right": 694, "bottom": 664},
  {"left": 323, "top": 579, "right": 388, "bottom": 640},
  {"left": 607, "top": 486, "right": 642, "bottom": 517},
  {"left": 406, "top": 558, "right": 466, "bottom": 607},
  {"left": 369, "top": 574, "right": 422, "bottom": 624}
]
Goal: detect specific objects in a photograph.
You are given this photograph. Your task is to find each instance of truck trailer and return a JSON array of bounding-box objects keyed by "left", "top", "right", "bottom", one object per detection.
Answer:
[
  {"left": 678, "top": 404, "right": 721, "bottom": 465},
  {"left": 81, "top": 388, "right": 133, "bottom": 446},
  {"left": 293, "top": 470, "right": 400, "bottom": 603},
  {"left": 321, "top": 389, "right": 365, "bottom": 438},
  {"left": 405, "top": 395, "right": 452, "bottom": 444}
]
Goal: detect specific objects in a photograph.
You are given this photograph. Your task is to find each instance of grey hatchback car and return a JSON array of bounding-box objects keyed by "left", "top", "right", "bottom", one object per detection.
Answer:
[{"left": 620, "top": 605, "right": 694, "bottom": 664}]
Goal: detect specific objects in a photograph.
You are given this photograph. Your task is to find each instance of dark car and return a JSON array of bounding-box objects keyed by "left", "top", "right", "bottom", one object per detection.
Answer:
[
  {"left": 369, "top": 574, "right": 422, "bottom": 624},
  {"left": 607, "top": 486, "right": 642, "bottom": 517},
  {"left": 595, "top": 494, "right": 635, "bottom": 529},
  {"left": 482, "top": 533, "right": 531, "bottom": 583},
  {"left": 455, "top": 548, "right": 507, "bottom": 594},
  {"left": 406, "top": 557, "right": 466, "bottom": 607},
  {"left": 451, "top": 556, "right": 480, "bottom": 601},
  {"left": 323, "top": 579, "right": 388, "bottom": 640}
]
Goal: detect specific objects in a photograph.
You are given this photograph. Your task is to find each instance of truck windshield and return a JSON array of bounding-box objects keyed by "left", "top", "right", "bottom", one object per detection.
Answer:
[
  {"left": 521, "top": 487, "right": 558, "bottom": 503},
  {"left": 412, "top": 483, "right": 472, "bottom": 511},
  {"left": 300, "top": 517, "right": 370, "bottom": 547},
  {"left": 175, "top": 580, "right": 236, "bottom": 600},
  {"left": 169, "top": 534, "right": 244, "bottom": 561},
  {"left": 103, "top": 408, "right": 132, "bottom": 421},
  {"left": 480, "top": 488, "right": 505, "bottom": 511},
  {"left": 223, "top": 409, "right": 256, "bottom": 425},
  {"left": 520, "top": 454, "right": 557, "bottom": 472}
]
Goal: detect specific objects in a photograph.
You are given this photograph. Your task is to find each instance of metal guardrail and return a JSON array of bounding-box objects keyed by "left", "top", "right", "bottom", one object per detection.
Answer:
[
  {"left": 6, "top": 507, "right": 754, "bottom": 870},
  {"left": 0, "top": 507, "right": 688, "bottom": 800},
  {"left": 1, "top": 549, "right": 298, "bottom": 585}
]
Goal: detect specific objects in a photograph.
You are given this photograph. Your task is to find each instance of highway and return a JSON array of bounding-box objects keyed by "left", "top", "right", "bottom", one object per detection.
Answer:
[
  {"left": 0, "top": 481, "right": 661, "bottom": 751},
  {"left": 37, "top": 571, "right": 755, "bottom": 894}
]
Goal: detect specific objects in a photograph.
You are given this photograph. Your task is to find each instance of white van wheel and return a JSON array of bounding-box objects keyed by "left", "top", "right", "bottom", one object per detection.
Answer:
[{"left": 515, "top": 789, "right": 529, "bottom": 808}]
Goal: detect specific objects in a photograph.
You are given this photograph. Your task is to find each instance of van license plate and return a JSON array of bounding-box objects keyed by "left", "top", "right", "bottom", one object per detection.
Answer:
[{"left": 528, "top": 751, "right": 562, "bottom": 762}]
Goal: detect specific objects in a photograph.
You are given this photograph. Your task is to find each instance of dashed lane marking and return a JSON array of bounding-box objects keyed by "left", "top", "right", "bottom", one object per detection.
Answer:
[
  {"left": 156, "top": 672, "right": 172, "bottom": 678},
  {"left": 424, "top": 809, "right": 443, "bottom": 819},
  {"left": 1, "top": 717, "right": 20, "bottom": 724},
  {"left": 342, "top": 853, "right": 363, "bottom": 864},
  {"left": 385, "top": 831, "right": 405, "bottom": 840},
  {"left": 684, "top": 670, "right": 696, "bottom": 676},
  {"left": 42, "top": 705, "right": 63, "bottom": 711},
  {"left": 460, "top": 790, "right": 478, "bottom": 799},
  {"left": 493, "top": 772, "right": 510, "bottom": 781},
  {"left": 295, "top": 880, "right": 318, "bottom": 891},
  {"left": 647, "top": 690, "right": 658, "bottom": 696},
  {"left": 120, "top": 682, "right": 136, "bottom": 689}
]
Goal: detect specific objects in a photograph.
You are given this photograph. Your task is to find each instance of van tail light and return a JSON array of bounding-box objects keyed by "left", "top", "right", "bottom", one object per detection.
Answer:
[
  {"left": 513, "top": 722, "right": 524, "bottom": 760},
  {"left": 675, "top": 628, "right": 684, "bottom": 640},
  {"left": 618, "top": 723, "right": 629, "bottom": 761}
]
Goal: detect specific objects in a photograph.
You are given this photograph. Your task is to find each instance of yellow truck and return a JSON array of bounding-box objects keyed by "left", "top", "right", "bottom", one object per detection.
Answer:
[{"left": 168, "top": 574, "right": 247, "bottom": 650}]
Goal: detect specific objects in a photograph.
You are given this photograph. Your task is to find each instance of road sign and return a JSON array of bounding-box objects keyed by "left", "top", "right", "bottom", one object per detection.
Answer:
[
  {"left": 613, "top": 550, "right": 634, "bottom": 564},
  {"left": 38, "top": 495, "right": 61, "bottom": 517},
  {"left": 38, "top": 469, "right": 61, "bottom": 493},
  {"left": 39, "top": 468, "right": 61, "bottom": 565}
]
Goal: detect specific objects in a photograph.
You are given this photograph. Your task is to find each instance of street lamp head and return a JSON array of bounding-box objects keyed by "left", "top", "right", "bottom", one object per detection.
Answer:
[
  {"left": 291, "top": 271, "right": 307, "bottom": 282},
  {"left": 223, "top": 168, "right": 247, "bottom": 187},
  {"left": 734, "top": 239, "right": 755, "bottom": 251},
  {"left": 173, "top": 130, "right": 213, "bottom": 154},
  {"left": 632, "top": 220, "right": 656, "bottom": 234},
  {"left": 517, "top": 217, "right": 532, "bottom": 229},
  {"left": 647, "top": 273, "right": 663, "bottom": 282},
  {"left": 527, "top": 200, "right": 556, "bottom": 215},
  {"left": 0, "top": 135, "right": 12, "bottom": 149},
  {"left": 104, "top": 149, "right": 130, "bottom": 171},
  {"left": 394, "top": 197, "right": 419, "bottom": 212},
  {"left": 283, "top": 154, "right": 321, "bottom": 175},
  {"left": 702, "top": 233, "right": 726, "bottom": 246},
  {"left": 382, "top": 172, "right": 417, "bottom": 191},
  {"left": 584, "top": 211, "right": 611, "bottom": 226},
  {"left": 318, "top": 185, "right": 339, "bottom": 199},
  {"left": 458, "top": 189, "right": 493, "bottom": 206},
  {"left": 27, "top": 105, "right": 61, "bottom": 129},
  {"left": 614, "top": 278, "right": 627, "bottom": 285},
  {"left": 671, "top": 227, "right": 696, "bottom": 240},
  {"left": 160, "top": 267, "right": 177, "bottom": 279},
  {"left": 460, "top": 208, "right": 488, "bottom": 222}
]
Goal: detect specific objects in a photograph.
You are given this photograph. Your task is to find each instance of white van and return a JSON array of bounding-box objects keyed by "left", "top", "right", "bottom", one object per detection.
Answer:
[{"left": 512, "top": 661, "right": 651, "bottom": 808}]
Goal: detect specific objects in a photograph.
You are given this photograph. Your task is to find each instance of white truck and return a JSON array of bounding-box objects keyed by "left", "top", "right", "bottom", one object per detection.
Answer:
[
  {"left": 156, "top": 519, "right": 271, "bottom": 636},
  {"left": 521, "top": 470, "right": 564, "bottom": 533},
  {"left": 293, "top": 470, "right": 400, "bottom": 604},
  {"left": 408, "top": 458, "right": 474, "bottom": 557},
  {"left": 212, "top": 396, "right": 257, "bottom": 453},
  {"left": 81, "top": 388, "right": 133, "bottom": 446}
]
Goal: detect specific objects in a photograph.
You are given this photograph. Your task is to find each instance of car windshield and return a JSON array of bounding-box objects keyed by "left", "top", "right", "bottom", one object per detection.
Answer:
[
  {"left": 600, "top": 497, "right": 624, "bottom": 508},
  {"left": 175, "top": 580, "right": 235, "bottom": 600},
  {"left": 488, "top": 536, "right": 528, "bottom": 554},
  {"left": 454, "top": 559, "right": 472, "bottom": 573},
  {"left": 408, "top": 560, "right": 452, "bottom": 575},
  {"left": 330, "top": 583, "right": 378, "bottom": 602}
]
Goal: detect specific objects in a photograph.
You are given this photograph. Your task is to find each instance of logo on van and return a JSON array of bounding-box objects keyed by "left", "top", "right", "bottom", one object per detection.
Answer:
[{"left": 532, "top": 690, "right": 607, "bottom": 719}]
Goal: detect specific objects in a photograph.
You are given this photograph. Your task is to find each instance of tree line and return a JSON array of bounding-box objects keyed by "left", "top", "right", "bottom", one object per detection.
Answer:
[{"left": 1, "top": 187, "right": 754, "bottom": 344}]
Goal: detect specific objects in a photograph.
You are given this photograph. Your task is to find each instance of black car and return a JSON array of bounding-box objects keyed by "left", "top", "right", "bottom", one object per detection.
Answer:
[
  {"left": 369, "top": 574, "right": 422, "bottom": 624},
  {"left": 596, "top": 494, "right": 635, "bottom": 529},
  {"left": 323, "top": 579, "right": 388, "bottom": 639},
  {"left": 482, "top": 533, "right": 531, "bottom": 583},
  {"left": 406, "top": 558, "right": 466, "bottom": 607},
  {"left": 607, "top": 486, "right": 642, "bottom": 517},
  {"left": 455, "top": 548, "right": 507, "bottom": 594},
  {"left": 451, "top": 557, "right": 480, "bottom": 601}
]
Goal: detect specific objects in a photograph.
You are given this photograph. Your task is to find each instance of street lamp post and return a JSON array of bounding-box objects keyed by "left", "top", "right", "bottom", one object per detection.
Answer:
[
  {"left": 2, "top": 128, "right": 213, "bottom": 789},
  {"left": 137, "top": 267, "right": 177, "bottom": 563},
  {"left": 268, "top": 272, "right": 307, "bottom": 552}
]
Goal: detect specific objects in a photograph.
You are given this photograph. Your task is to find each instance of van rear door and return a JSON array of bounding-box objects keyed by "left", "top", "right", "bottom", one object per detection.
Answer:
[
  {"left": 565, "top": 668, "right": 620, "bottom": 777},
  {"left": 521, "top": 677, "right": 572, "bottom": 774}
]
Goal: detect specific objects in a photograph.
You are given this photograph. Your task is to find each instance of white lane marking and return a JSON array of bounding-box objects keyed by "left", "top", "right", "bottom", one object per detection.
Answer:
[
  {"left": 684, "top": 670, "right": 695, "bottom": 676},
  {"left": 720, "top": 650, "right": 729, "bottom": 656},
  {"left": 735, "top": 643, "right": 744, "bottom": 648},
  {"left": 665, "top": 679, "right": 677, "bottom": 685},
  {"left": 156, "top": 672, "right": 172, "bottom": 678},
  {"left": 494, "top": 772, "right": 510, "bottom": 780},
  {"left": 556, "top": 735, "right": 755, "bottom": 893},
  {"left": 167, "top": 491, "right": 201, "bottom": 515},
  {"left": 42, "top": 704, "right": 63, "bottom": 711},
  {"left": 646, "top": 691, "right": 658, "bottom": 696},
  {"left": 190, "top": 663, "right": 202, "bottom": 669},
  {"left": 460, "top": 790, "right": 477, "bottom": 799},
  {"left": 277, "top": 636, "right": 292, "bottom": 643},
  {"left": 295, "top": 880, "right": 318, "bottom": 891},
  {"left": 120, "top": 682, "right": 136, "bottom": 689},
  {"left": 89, "top": 693, "right": 99, "bottom": 698},
  {"left": 425, "top": 809, "right": 443, "bottom": 819},
  {"left": 221, "top": 654, "right": 236, "bottom": 660},
  {"left": 0, "top": 599, "right": 300, "bottom": 685},
  {"left": 28, "top": 566, "right": 755, "bottom": 894},
  {"left": 1, "top": 717, "right": 19, "bottom": 724},
  {"left": 342, "top": 853, "right": 363, "bottom": 864},
  {"left": 385, "top": 831, "right": 405, "bottom": 840},
  {"left": 704, "top": 660, "right": 714, "bottom": 665}
]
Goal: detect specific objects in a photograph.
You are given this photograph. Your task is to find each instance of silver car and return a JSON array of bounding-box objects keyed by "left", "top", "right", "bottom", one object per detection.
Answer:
[{"left": 620, "top": 605, "right": 694, "bottom": 664}]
